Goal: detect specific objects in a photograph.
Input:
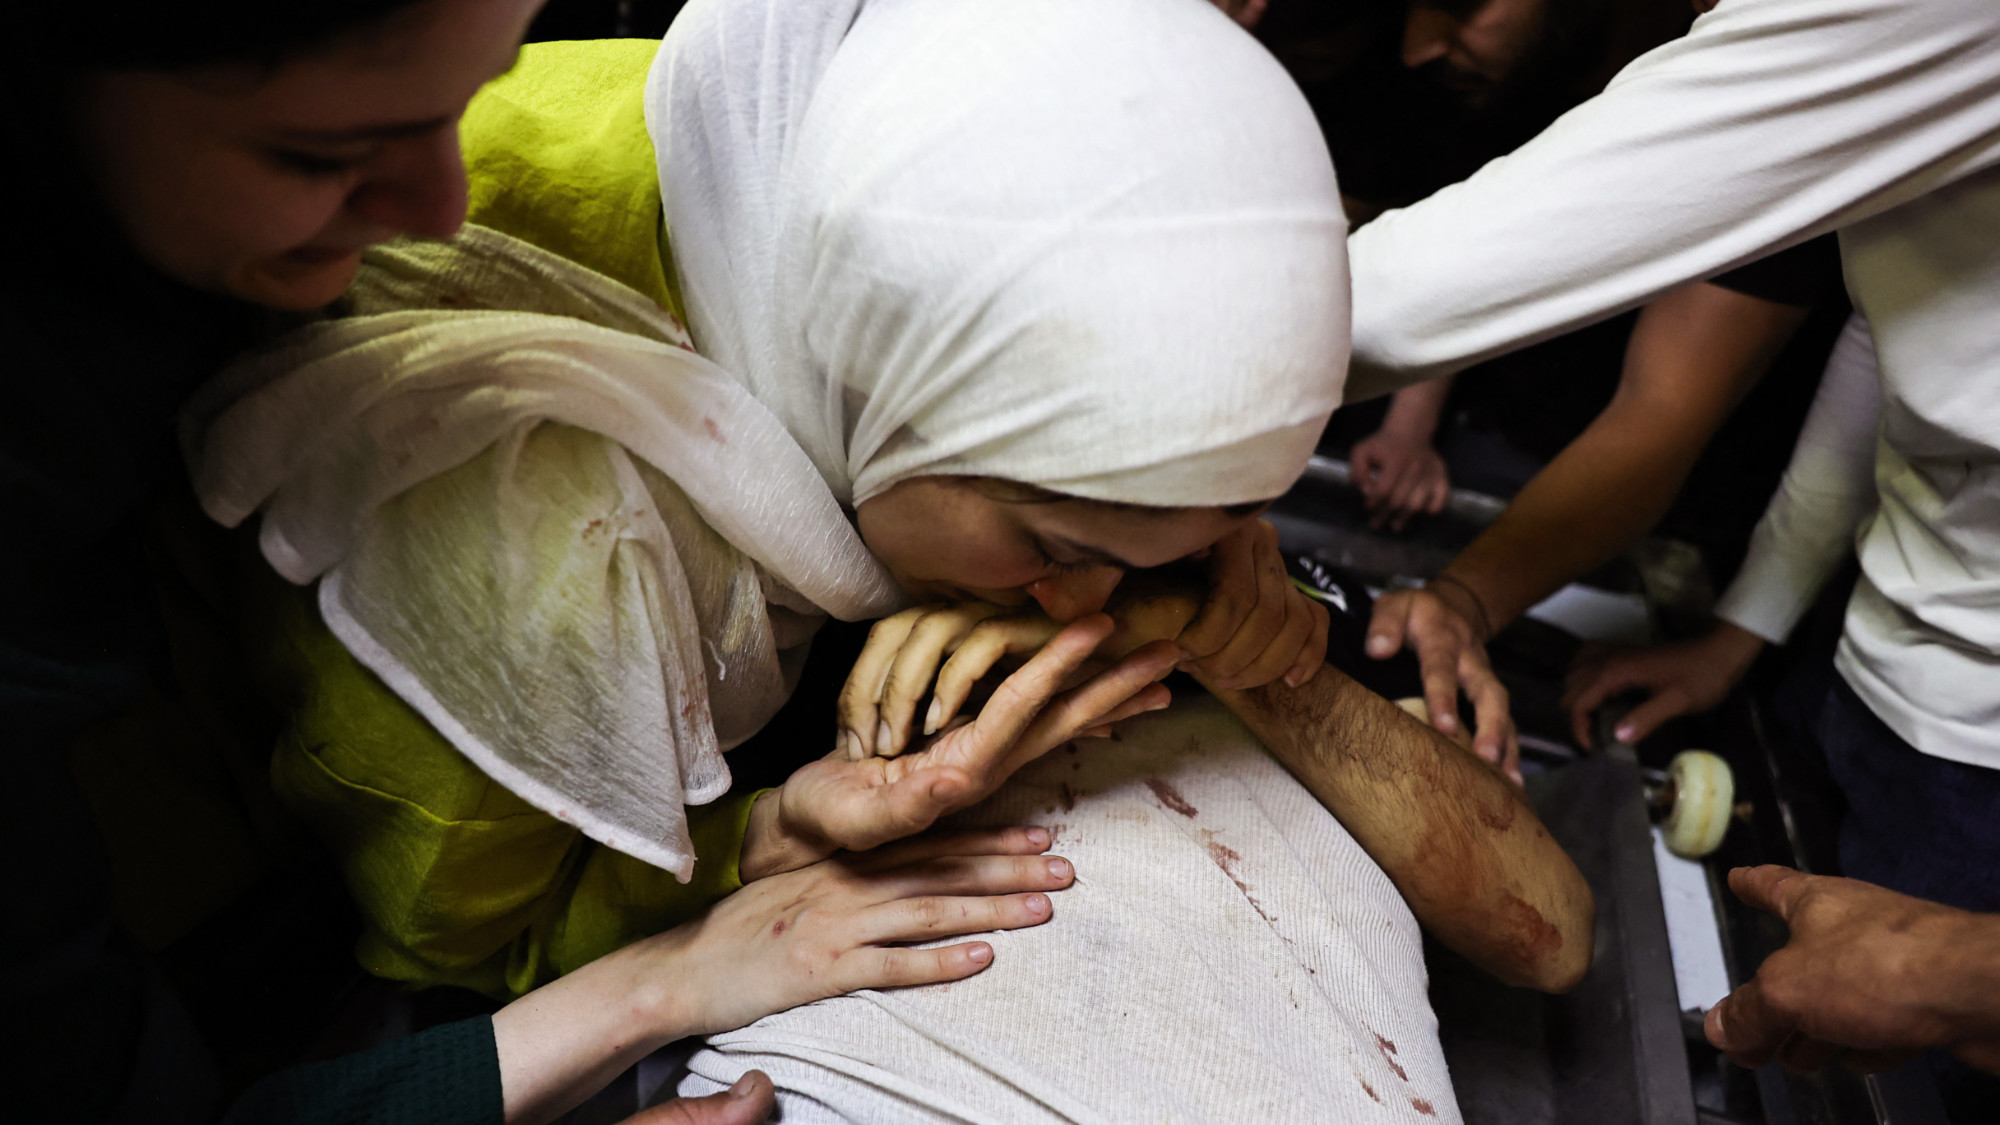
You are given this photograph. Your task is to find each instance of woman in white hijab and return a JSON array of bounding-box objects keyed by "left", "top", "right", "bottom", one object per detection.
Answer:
[{"left": 187, "top": 0, "right": 1349, "bottom": 1082}]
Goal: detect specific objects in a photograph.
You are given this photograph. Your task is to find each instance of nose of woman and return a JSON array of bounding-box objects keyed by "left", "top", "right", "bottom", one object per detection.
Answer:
[
  {"left": 1023, "top": 566, "right": 1125, "bottom": 623},
  {"left": 348, "top": 126, "right": 471, "bottom": 241}
]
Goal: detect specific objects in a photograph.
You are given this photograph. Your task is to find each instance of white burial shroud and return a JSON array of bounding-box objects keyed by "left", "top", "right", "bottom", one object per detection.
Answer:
[{"left": 679, "top": 697, "right": 1461, "bottom": 1125}]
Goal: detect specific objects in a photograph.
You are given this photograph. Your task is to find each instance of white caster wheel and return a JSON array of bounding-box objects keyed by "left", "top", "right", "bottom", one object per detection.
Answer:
[
  {"left": 1662, "top": 750, "right": 1734, "bottom": 859},
  {"left": 1393, "top": 696, "right": 1431, "bottom": 725}
]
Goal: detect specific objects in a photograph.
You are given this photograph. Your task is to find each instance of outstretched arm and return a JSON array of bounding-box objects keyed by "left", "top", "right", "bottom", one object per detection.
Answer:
[
  {"left": 1207, "top": 668, "right": 1594, "bottom": 993},
  {"left": 1346, "top": 0, "right": 2000, "bottom": 398},
  {"left": 1365, "top": 279, "right": 1811, "bottom": 769}
]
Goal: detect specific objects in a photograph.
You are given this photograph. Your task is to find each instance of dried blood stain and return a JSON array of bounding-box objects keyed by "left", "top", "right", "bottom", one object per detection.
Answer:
[
  {"left": 1058, "top": 783, "right": 1077, "bottom": 812},
  {"left": 1356, "top": 1077, "right": 1380, "bottom": 1103},
  {"left": 1144, "top": 778, "right": 1198, "bottom": 818},
  {"left": 1203, "top": 838, "right": 1273, "bottom": 923},
  {"left": 1373, "top": 1033, "right": 1407, "bottom": 1081},
  {"left": 1478, "top": 800, "right": 1516, "bottom": 832},
  {"left": 1498, "top": 892, "right": 1564, "bottom": 972},
  {"left": 702, "top": 417, "right": 726, "bottom": 444},
  {"left": 1410, "top": 1097, "right": 1436, "bottom": 1116}
]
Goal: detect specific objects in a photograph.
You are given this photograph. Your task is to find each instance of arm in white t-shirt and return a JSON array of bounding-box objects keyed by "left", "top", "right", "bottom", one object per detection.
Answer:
[
  {"left": 1345, "top": 0, "right": 2000, "bottom": 401},
  {"left": 1713, "top": 313, "right": 1881, "bottom": 644}
]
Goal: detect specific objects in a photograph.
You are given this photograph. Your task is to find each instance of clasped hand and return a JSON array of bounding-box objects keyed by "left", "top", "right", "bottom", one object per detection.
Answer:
[
  {"left": 740, "top": 527, "right": 1328, "bottom": 880},
  {"left": 738, "top": 614, "right": 1181, "bottom": 881}
]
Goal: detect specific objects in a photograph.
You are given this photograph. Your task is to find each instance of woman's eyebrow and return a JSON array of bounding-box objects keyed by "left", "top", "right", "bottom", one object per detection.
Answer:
[{"left": 275, "top": 116, "right": 454, "bottom": 144}]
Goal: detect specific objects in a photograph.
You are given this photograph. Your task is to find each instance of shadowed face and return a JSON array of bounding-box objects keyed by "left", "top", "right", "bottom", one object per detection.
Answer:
[
  {"left": 856, "top": 478, "right": 1264, "bottom": 623},
  {"left": 1401, "top": 0, "right": 1551, "bottom": 102},
  {"left": 72, "top": 0, "right": 543, "bottom": 310}
]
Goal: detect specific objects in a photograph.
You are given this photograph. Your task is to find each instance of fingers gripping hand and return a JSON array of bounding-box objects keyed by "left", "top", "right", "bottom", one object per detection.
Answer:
[
  {"left": 839, "top": 603, "right": 1013, "bottom": 759},
  {"left": 671, "top": 828, "right": 1075, "bottom": 1037},
  {"left": 908, "top": 617, "right": 1179, "bottom": 796},
  {"left": 924, "top": 615, "right": 1064, "bottom": 747},
  {"left": 1179, "top": 520, "right": 1329, "bottom": 691},
  {"left": 773, "top": 619, "right": 1179, "bottom": 862}
]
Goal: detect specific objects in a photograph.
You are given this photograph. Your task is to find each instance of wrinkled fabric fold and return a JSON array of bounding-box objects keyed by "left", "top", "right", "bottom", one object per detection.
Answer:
[{"left": 186, "top": 228, "right": 900, "bottom": 877}]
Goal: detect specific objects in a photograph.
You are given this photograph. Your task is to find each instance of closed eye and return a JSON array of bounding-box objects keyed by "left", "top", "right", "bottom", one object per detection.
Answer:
[
  {"left": 265, "top": 146, "right": 372, "bottom": 178},
  {"left": 1036, "top": 542, "right": 1116, "bottom": 576}
]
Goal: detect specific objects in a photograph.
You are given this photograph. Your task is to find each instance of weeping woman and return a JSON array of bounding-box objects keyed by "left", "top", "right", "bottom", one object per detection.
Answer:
[{"left": 189, "top": 0, "right": 1347, "bottom": 1012}]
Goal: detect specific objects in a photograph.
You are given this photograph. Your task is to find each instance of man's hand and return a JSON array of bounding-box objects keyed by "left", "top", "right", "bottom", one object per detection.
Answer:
[
  {"left": 1176, "top": 519, "right": 1329, "bottom": 691},
  {"left": 1705, "top": 867, "right": 2000, "bottom": 1074},
  {"left": 1365, "top": 582, "right": 1518, "bottom": 781},
  {"left": 1563, "top": 621, "right": 1764, "bottom": 748},
  {"left": 744, "top": 616, "right": 1180, "bottom": 880},
  {"left": 1351, "top": 429, "right": 1452, "bottom": 532}
]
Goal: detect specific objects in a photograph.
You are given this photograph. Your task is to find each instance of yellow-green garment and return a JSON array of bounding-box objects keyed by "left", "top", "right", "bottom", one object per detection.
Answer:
[{"left": 264, "top": 39, "right": 758, "bottom": 999}]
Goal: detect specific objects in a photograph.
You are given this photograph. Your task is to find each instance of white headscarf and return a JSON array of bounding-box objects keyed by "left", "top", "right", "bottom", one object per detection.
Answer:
[
  {"left": 187, "top": 0, "right": 1348, "bottom": 879},
  {"left": 650, "top": 0, "right": 1350, "bottom": 509}
]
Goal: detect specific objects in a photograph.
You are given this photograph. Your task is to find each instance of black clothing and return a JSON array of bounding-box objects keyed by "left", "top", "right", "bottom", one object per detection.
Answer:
[{"left": 2, "top": 122, "right": 506, "bottom": 1125}]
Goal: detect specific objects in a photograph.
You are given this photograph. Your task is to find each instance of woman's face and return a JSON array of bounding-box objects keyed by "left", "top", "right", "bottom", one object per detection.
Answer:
[
  {"left": 71, "top": 0, "right": 543, "bottom": 310},
  {"left": 856, "top": 478, "right": 1262, "bottom": 623}
]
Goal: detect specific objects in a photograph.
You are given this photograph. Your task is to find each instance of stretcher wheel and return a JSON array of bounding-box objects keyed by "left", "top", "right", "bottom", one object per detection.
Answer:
[
  {"left": 1662, "top": 750, "right": 1734, "bottom": 859},
  {"left": 1393, "top": 696, "right": 1431, "bottom": 725}
]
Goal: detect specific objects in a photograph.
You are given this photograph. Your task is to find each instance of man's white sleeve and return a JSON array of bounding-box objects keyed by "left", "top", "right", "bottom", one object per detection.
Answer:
[
  {"left": 1712, "top": 314, "right": 1880, "bottom": 644},
  {"left": 1345, "top": 0, "right": 2000, "bottom": 401}
]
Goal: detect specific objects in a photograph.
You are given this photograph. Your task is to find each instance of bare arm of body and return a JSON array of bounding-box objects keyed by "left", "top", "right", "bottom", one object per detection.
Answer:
[
  {"left": 1366, "top": 281, "right": 1811, "bottom": 767},
  {"left": 1206, "top": 668, "right": 1593, "bottom": 992}
]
